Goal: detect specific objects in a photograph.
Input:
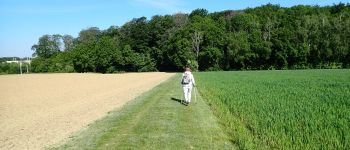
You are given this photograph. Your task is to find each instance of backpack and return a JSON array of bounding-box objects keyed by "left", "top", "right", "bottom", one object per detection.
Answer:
[{"left": 181, "top": 73, "right": 191, "bottom": 84}]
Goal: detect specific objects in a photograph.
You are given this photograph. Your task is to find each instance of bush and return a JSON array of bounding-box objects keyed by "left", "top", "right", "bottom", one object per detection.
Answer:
[
  {"left": 0, "top": 63, "right": 21, "bottom": 74},
  {"left": 31, "top": 52, "right": 74, "bottom": 73}
]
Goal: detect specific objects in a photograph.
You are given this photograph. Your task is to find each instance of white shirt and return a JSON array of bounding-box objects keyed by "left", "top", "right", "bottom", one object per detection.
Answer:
[{"left": 181, "top": 71, "right": 195, "bottom": 87}]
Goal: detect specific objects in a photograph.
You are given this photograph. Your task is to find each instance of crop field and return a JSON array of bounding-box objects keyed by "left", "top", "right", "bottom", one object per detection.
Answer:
[
  {"left": 0, "top": 73, "right": 174, "bottom": 150},
  {"left": 195, "top": 69, "right": 350, "bottom": 149},
  {"left": 1, "top": 70, "right": 348, "bottom": 150}
]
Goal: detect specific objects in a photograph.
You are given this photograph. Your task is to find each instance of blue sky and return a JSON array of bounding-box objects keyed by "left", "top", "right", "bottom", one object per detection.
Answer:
[{"left": 1, "top": 0, "right": 349, "bottom": 57}]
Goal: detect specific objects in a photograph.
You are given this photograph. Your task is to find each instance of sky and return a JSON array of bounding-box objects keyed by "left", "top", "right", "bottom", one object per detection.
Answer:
[{"left": 1, "top": 0, "right": 349, "bottom": 57}]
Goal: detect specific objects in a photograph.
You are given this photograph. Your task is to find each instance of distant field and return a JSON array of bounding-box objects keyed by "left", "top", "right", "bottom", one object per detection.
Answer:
[
  {"left": 195, "top": 69, "right": 350, "bottom": 149},
  {"left": 0, "top": 73, "right": 174, "bottom": 150}
]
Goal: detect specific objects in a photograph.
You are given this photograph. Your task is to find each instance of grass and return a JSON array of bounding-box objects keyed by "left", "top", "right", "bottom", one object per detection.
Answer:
[
  {"left": 194, "top": 69, "right": 350, "bottom": 150},
  {"left": 50, "top": 74, "right": 234, "bottom": 149}
]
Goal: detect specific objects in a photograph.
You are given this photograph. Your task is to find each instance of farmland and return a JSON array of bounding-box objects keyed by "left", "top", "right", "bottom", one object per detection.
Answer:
[
  {"left": 195, "top": 69, "right": 350, "bottom": 149},
  {"left": 1, "top": 70, "right": 348, "bottom": 150},
  {"left": 0, "top": 73, "right": 174, "bottom": 150}
]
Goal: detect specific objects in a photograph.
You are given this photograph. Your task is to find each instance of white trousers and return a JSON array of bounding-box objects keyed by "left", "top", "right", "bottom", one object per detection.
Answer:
[{"left": 183, "top": 86, "right": 193, "bottom": 103}]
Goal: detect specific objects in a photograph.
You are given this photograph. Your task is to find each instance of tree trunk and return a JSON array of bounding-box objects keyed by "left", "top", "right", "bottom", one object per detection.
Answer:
[{"left": 191, "top": 30, "right": 203, "bottom": 70}]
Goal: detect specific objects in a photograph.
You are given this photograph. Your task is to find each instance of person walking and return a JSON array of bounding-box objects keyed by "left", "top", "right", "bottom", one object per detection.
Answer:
[{"left": 181, "top": 67, "right": 196, "bottom": 106}]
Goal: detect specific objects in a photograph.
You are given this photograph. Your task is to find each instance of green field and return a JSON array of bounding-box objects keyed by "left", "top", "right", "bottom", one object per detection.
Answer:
[
  {"left": 195, "top": 69, "right": 350, "bottom": 149},
  {"left": 51, "top": 69, "right": 349, "bottom": 150}
]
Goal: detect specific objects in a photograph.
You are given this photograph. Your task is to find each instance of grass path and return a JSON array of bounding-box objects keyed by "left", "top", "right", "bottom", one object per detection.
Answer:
[{"left": 51, "top": 74, "right": 234, "bottom": 149}]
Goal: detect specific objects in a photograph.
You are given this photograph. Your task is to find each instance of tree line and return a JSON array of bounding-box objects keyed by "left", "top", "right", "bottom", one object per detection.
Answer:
[
  {"left": 29, "top": 3, "right": 350, "bottom": 73},
  {"left": 0, "top": 57, "right": 30, "bottom": 74}
]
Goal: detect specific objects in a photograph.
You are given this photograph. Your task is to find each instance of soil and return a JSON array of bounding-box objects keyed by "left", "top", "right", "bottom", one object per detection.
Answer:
[{"left": 0, "top": 72, "right": 175, "bottom": 150}]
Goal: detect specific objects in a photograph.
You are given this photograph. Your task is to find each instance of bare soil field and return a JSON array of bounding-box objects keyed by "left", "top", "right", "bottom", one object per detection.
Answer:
[{"left": 0, "top": 72, "right": 174, "bottom": 150}]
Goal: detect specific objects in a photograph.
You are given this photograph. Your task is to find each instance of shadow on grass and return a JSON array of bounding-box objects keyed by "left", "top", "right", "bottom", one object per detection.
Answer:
[{"left": 170, "top": 97, "right": 187, "bottom": 106}]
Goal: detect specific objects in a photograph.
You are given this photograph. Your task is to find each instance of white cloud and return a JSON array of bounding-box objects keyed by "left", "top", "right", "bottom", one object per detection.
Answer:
[{"left": 134, "top": 0, "right": 189, "bottom": 13}]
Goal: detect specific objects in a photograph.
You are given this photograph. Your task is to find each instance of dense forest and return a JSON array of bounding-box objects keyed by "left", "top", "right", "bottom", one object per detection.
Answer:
[{"left": 28, "top": 3, "right": 350, "bottom": 73}]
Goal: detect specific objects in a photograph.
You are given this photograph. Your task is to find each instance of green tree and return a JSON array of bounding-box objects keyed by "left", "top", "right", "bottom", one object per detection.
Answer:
[
  {"left": 148, "top": 15, "right": 175, "bottom": 70},
  {"left": 30, "top": 4, "right": 350, "bottom": 72},
  {"left": 165, "top": 28, "right": 195, "bottom": 71},
  {"left": 120, "top": 17, "right": 150, "bottom": 53},
  {"left": 31, "top": 34, "right": 62, "bottom": 58},
  {"left": 78, "top": 27, "right": 100, "bottom": 44},
  {"left": 62, "top": 35, "right": 75, "bottom": 51},
  {"left": 189, "top": 8, "right": 208, "bottom": 18},
  {"left": 71, "top": 42, "right": 96, "bottom": 72},
  {"left": 225, "top": 32, "right": 252, "bottom": 69}
]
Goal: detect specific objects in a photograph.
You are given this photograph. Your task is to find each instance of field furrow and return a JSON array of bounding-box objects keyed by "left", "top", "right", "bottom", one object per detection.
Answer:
[{"left": 0, "top": 73, "right": 174, "bottom": 150}]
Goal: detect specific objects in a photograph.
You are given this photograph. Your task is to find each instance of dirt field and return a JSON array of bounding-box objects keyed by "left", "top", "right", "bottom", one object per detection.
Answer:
[{"left": 0, "top": 72, "right": 175, "bottom": 150}]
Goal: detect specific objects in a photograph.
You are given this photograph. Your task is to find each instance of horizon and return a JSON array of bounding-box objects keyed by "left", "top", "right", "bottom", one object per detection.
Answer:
[{"left": 1, "top": 0, "right": 349, "bottom": 58}]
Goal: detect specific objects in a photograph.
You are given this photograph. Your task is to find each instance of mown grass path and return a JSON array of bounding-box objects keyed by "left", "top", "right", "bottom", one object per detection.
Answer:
[{"left": 52, "top": 74, "right": 234, "bottom": 149}]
